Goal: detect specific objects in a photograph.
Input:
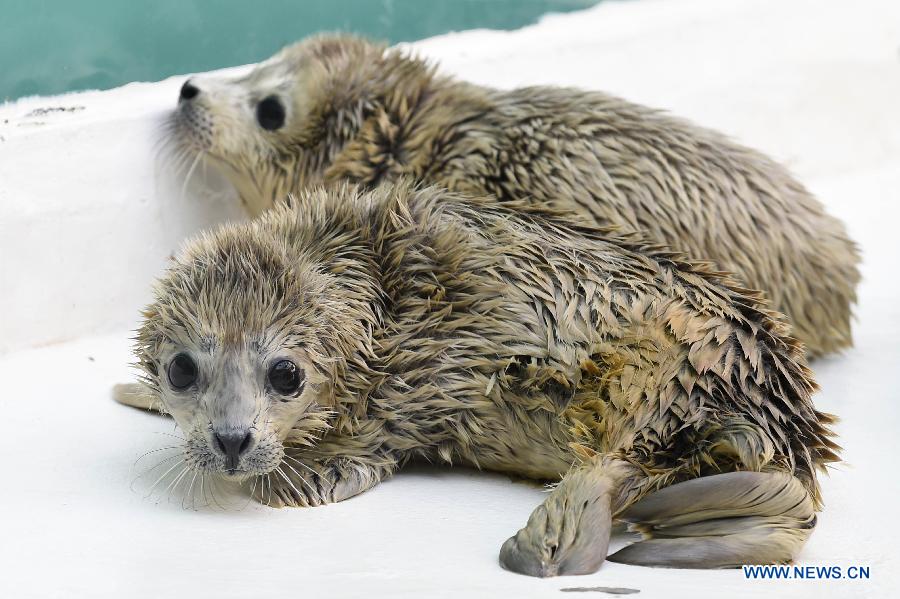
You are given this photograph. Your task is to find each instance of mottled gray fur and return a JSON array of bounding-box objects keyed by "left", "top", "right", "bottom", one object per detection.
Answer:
[
  {"left": 171, "top": 34, "right": 860, "bottom": 357},
  {"left": 120, "top": 183, "right": 838, "bottom": 576}
]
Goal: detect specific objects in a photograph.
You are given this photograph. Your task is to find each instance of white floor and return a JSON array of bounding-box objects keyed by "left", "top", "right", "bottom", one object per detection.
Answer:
[{"left": 2, "top": 0, "right": 899, "bottom": 597}]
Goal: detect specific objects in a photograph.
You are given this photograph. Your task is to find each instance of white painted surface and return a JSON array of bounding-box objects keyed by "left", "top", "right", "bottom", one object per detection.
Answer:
[{"left": 1, "top": 0, "right": 898, "bottom": 597}]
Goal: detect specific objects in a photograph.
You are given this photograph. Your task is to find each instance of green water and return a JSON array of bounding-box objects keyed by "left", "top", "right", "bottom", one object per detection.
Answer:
[{"left": 0, "top": 0, "right": 599, "bottom": 101}]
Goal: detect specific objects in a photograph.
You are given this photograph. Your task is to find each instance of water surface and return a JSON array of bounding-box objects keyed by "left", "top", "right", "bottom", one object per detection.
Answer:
[{"left": 1, "top": 0, "right": 599, "bottom": 100}]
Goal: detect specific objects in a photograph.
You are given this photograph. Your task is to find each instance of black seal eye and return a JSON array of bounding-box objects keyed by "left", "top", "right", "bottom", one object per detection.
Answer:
[
  {"left": 167, "top": 353, "right": 197, "bottom": 390},
  {"left": 268, "top": 360, "right": 304, "bottom": 395},
  {"left": 256, "top": 95, "right": 285, "bottom": 131}
]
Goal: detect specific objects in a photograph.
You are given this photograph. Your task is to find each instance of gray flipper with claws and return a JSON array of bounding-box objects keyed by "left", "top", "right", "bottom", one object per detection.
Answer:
[
  {"left": 607, "top": 471, "right": 816, "bottom": 568},
  {"left": 501, "top": 468, "right": 816, "bottom": 575},
  {"left": 258, "top": 454, "right": 384, "bottom": 508},
  {"left": 500, "top": 457, "right": 626, "bottom": 577}
]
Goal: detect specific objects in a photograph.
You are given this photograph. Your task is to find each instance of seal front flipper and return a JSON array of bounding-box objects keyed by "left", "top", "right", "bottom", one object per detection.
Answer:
[
  {"left": 112, "top": 383, "right": 167, "bottom": 415},
  {"left": 499, "top": 455, "right": 628, "bottom": 577},
  {"left": 607, "top": 471, "right": 816, "bottom": 568},
  {"left": 258, "top": 454, "right": 390, "bottom": 508}
]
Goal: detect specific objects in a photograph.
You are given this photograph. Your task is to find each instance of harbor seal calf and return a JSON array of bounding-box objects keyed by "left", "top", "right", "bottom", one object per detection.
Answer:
[
  {"left": 117, "top": 182, "right": 838, "bottom": 576},
  {"left": 168, "top": 34, "right": 860, "bottom": 358}
]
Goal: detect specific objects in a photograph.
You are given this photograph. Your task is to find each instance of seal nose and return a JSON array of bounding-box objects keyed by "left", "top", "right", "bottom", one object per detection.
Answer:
[
  {"left": 179, "top": 80, "right": 199, "bottom": 102},
  {"left": 213, "top": 430, "right": 253, "bottom": 470}
]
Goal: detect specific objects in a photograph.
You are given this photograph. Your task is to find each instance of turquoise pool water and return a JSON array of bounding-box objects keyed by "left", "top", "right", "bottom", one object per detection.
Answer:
[{"left": 1, "top": 0, "right": 599, "bottom": 101}]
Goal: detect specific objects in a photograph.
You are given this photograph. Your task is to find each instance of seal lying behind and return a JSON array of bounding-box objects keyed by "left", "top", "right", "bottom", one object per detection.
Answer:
[
  {"left": 117, "top": 182, "right": 838, "bottom": 577},
  {"left": 170, "top": 34, "right": 860, "bottom": 358}
]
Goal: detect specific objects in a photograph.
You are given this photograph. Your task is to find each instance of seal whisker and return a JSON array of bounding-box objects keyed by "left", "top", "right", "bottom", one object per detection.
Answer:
[
  {"left": 282, "top": 455, "right": 334, "bottom": 491},
  {"left": 133, "top": 451, "right": 182, "bottom": 475},
  {"left": 163, "top": 463, "right": 192, "bottom": 502},
  {"left": 280, "top": 459, "right": 327, "bottom": 502},
  {"left": 180, "top": 151, "right": 204, "bottom": 200},
  {"left": 130, "top": 453, "right": 183, "bottom": 492},
  {"left": 201, "top": 472, "right": 224, "bottom": 511},
  {"left": 152, "top": 431, "right": 186, "bottom": 442},
  {"left": 132, "top": 445, "right": 180, "bottom": 468},
  {"left": 184, "top": 468, "right": 199, "bottom": 511},
  {"left": 260, "top": 474, "right": 268, "bottom": 507},
  {"left": 198, "top": 470, "right": 207, "bottom": 509},
  {"left": 275, "top": 465, "right": 315, "bottom": 506},
  {"left": 200, "top": 471, "right": 214, "bottom": 509},
  {"left": 144, "top": 458, "right": 186, "bottom": 500},
  {"left": 206, "top": 473, "right": 227, "bottom": 511},
  {"left": 265, "top": 472, "right": 274, "bottom": 508},
  {"left": 154, "top": 464, "right": 187, "bottom": 505},
  {"left": 240, "top": 475, "right": 260, "bottom": 511}
]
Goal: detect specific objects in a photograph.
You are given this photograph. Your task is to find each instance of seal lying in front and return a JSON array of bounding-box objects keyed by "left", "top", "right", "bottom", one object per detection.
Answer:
[
  {"left": 169, "top": 34, "right": 860, "bottom": 358},
  {"left": 118, "top": 182, "right": 838, "bottom": 576}
]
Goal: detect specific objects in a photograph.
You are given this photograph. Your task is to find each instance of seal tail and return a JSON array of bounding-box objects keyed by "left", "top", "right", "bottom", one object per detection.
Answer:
[{"left": 607, "top": 471, "right": 816, "bottom": 569}]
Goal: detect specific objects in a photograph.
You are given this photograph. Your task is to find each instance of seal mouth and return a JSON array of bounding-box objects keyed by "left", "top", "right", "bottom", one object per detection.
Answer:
[{"left": 219, "top": 468, "right": 250, "bottom": 482}]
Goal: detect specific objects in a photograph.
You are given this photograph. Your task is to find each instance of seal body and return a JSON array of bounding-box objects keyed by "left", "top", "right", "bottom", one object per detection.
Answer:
[
  {"left": 128, "top": 183, "right": 838, "bottom": 576},
  {"left": 172, "top": 35, "right": 860, "bottom": 357}
]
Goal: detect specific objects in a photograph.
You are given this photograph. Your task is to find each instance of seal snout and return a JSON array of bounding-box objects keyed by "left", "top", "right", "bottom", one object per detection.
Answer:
[
  {"left": 179, "top": 79, "right": 200, "bottom": 102},
  {"left": 213, "top": 429, "right": 253, "bottom": 471}
]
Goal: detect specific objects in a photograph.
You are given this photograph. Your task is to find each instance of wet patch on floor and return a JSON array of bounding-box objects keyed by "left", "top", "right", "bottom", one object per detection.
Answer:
[
  {"left": 24, "top": 105, "right": 85, "bottom": 117},
  {"left": 560, "top": 588, "right": 640, "bottom": 595}
]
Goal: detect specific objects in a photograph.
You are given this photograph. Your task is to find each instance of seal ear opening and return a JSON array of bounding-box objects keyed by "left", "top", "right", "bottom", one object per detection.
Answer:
[{"left": 112, "top": 383, "right": 167, "bottom": 415}]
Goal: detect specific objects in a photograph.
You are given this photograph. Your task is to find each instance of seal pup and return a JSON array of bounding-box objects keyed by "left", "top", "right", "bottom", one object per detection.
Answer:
[
  {"left": 118, "top": 182, "right": 838, "bottom": 576},
  {"left": 168, "top": 34, "right": 860, "bottom": 358}
]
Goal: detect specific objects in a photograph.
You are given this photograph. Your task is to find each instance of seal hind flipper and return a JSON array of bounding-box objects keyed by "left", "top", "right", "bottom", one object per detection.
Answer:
[
  {"left": 607, "top": 471, "right": 815, "bottom": 568},
  {"left": 112, "top": 383, "right": 167, "bottom": 415}
]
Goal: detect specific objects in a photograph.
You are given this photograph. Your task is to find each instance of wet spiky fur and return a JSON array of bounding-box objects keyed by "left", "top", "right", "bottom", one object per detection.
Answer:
[
  {"left": 172, "top": 34, "right": 860, "bottom": 358},
  {"left": 132, "top": 182, "right": 838, "bottom": 572}
]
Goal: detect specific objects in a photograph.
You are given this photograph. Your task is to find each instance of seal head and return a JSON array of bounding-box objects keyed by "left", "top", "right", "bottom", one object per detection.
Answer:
[
  {"left": 134, "top": 222, "right": 367, "bottom": 481},
  {"left": 172, "top": 36, "right": 379, "bottom": 214}
]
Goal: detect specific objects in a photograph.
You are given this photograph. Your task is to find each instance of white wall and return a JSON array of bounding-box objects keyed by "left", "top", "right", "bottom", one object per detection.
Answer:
[{"left": 0, "top": 78, "right": 246, "bottom": 354}]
